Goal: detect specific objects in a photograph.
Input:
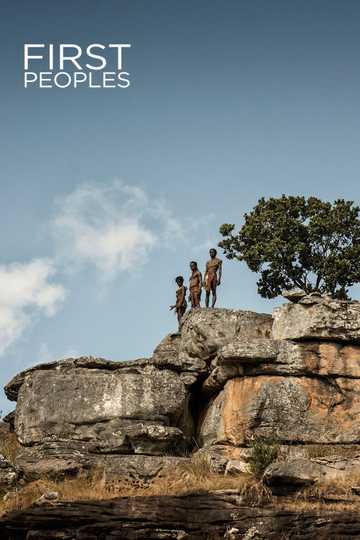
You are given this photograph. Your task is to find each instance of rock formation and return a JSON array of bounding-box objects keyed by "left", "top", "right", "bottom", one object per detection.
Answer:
[
  {"left": 5, "top": 357, "right": 191, "bottom": 484},
  {"left": 197, "top": 298, "right": 360, "bottom": 482},
  {"left": 3, "top": 296, "right": 360, "bottom": 537},
  {"left": 2, "top": 491, "right": 360, "bottom": 539}
]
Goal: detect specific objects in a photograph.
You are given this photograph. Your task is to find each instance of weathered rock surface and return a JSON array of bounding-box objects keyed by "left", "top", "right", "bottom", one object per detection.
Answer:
[
  {"left": 0, "top": 454, "right": 17, "bottom": 489},
  {"left": 2, "top": 492, "right": 360, "bottom": 539},
  {"left": 219, "top": 338, "right": 279, "bottom": 364},
  {"left": 152, "top": 333, "right": 182, "bottom": 369},
  {"left": 288, "top": 341, "right": 360, "bottom": 378},
  {"left": 15, "top": 440, "right": 187, "bottom": 482},
  {"left": 178, "top": 309, "right": 272, "bottom": 369},
  {"left": 202, "top": 364, "right": 244, "bottom": 395},
  {"left": 202, "top": 339, "right": 284, "bottom": 393},
  {"left": 199, "top": 375, "right": 360, "bottom": 446},
  {"left": 273, "top": 297, "right": 360, "bottom": 342},
  {"left": 7, "top": 356, "right": 194, "bottom": 480},
  {"left": 256, "top": 340, "right": 360, "bottom": 378},
  {"left": 5, "top": 356, "right": 151, "bottom": 402},
  {"left": 15, "top": 360, "right": 191, "bottom": 447},
  {"left": 205, "top": 340, "right": 360, "bottom": 390},
  {"left": 265, "top": 452, "right": 360, "bottom": 493},
  {"left": 281, "top": 288, "right": 307, "bottom": 302},
  {"left": 264, "top": 458, "right": 324, "bottom": 489}
]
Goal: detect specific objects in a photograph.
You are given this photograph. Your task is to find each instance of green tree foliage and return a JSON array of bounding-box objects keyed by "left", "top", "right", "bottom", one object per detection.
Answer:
[{"left": 219, "top": 195, "right": 360, "bottom": 299}]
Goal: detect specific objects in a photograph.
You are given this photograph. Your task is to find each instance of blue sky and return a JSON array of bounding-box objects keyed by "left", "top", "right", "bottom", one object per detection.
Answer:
[{"left": 0, "top": 0, "right": 360, "bottom": 413}]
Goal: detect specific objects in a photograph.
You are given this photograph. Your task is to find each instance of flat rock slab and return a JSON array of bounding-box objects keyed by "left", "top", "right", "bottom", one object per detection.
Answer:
[
  {"left": 4, "top": 356, "right": 151, "bottom": 402},
  {"left": 254, "top": 341, "right": 360, "bottom": 379},
  {"left": 199, "top": 375, "right": 360, "bottom": 446},
  {"left": 291, "top": 341, "right": 360, "bottom": 378},
  {"left": 15, "top": 442, "right": 188, "bottom": 482},
  {"left": 273, "top": 299, "right": 360, "bottom": 342},
  {"left": 1, "top": 493, "right": 360, "bottom": 539},
  {"left": 264, "top": 458, "right": 324, "bottom": 488},
  {"left": 202, "top": 339, "right": 360, "bottom": 396},
  {"left": 265, "top": 454, "right": 360, "bottom": 491},
  {"left": 219, "top": 338, "right": 279, "bottom": 363}
]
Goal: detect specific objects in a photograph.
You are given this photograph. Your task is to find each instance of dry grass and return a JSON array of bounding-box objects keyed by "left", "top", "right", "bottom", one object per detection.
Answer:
[
  {"left": 3, "top": 459, "right": 360, "bottom": 518},
  {"left": 0, "top": 453, "right": 271, "bottom": 516},
  {"left": 296, "top": 475, "right": 360, "bottom": 504},
  {"left": 0, "top": 431, "right": 20, "bottom": 465},
  {"left": 1, "top": 480, "right": 56, "bottom": 515},
  {"left": 157, "top": 453, "right": 272, "bottom": 505},
  {"left": 305, "top": 445, "right": 360, "bottom": 460},
  {"left": 4, "top": 471, "right": 359, "bottom": 518},
  {"left": 273, "top": 474, "right": 360, "bottom": 512},
  {"left": 279, "top": 498, "right": 360, "bottom": 513},
  {"left": 5, "top": 453, "right": 360, "bottom": 518},
  {"left": 247, "top": 436, "right": 279, "bottom": 478}
]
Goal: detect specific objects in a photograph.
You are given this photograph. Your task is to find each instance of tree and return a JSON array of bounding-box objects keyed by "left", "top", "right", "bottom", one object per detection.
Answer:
[{"left": 219, "top": 195, "right": 360, "bottom": 299}]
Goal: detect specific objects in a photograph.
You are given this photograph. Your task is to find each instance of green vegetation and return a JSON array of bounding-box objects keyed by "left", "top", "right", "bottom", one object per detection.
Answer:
[
  {"left": 219, "top": 195, "right": 360, "bottom": 299},
  {"left": 247, "top": 436, "right": 279, "bottom": 478}
]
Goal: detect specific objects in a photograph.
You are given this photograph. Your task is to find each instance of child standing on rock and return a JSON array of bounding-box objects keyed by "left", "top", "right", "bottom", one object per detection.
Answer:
[{"left": 170, "top": 276, "right": 187, "bottom": 328}]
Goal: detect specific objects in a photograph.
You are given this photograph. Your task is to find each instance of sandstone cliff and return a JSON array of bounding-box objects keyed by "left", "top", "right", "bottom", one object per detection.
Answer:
[{"left": 2, "top": 297, "right": 360, "bottom": 538}]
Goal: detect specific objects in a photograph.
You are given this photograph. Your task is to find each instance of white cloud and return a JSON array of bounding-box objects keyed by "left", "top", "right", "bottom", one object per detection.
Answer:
[
  {"left": 53, "top": 181, "right": 184, "bottom": 277},
  {"left": 0, "top": 182, "right": 216, "bottom": 357},
  {"left": 0, "top": 259, "right": 66, "bottom": 356}
]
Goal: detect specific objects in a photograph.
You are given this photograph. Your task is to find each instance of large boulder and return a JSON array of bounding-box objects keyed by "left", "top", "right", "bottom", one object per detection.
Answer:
[
  {"left": 198, "top": 375, "right": 360, "bottom": 446},
  {"left": 15, "top": 358, "right": 193, "bottom": 451},
  {"left": 152, "top": 332, "right": 182, "bottom": 370},
  {"left": 152, "top": 309, "right": 272, "bottom": 387},
  {"left": 273, "top": 297, "right": 360, "bottom": 342},
  {"left": 264, "top": 458, "right": 324, "bottom": 490},
  {"left": 178, "top": 309, "right": 272, "bottom": 370},
  {"left": 152, "top": 332, "right": 199, "bottom": 388},
  {"left": 4, "top": 356, "right": 139, "bottom": 402},
  {"left": 6, "top": 357, "right": 194, "bottom": 480}
]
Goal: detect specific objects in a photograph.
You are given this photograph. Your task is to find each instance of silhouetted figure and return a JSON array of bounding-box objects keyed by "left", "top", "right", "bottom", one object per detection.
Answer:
[
  {"left": 189, "top": 261, "right": 202, "bottom": 309},
  {"left": 204, "top": 248, "right": 222, "bottom": 308},
  {"left": 170, "top": 276, "right": 187, "bottom": 328}
]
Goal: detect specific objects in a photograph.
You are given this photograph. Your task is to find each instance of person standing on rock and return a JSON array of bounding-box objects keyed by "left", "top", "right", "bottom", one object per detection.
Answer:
[
  {"left": 189, "top": 261, "right": 202, "bottom": 309},
  {"left": 170, "top": 276, "right": 187, "bottom": 328},
  {"left": 204, "top": 248, "right": 222, "bottom": 308}
]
